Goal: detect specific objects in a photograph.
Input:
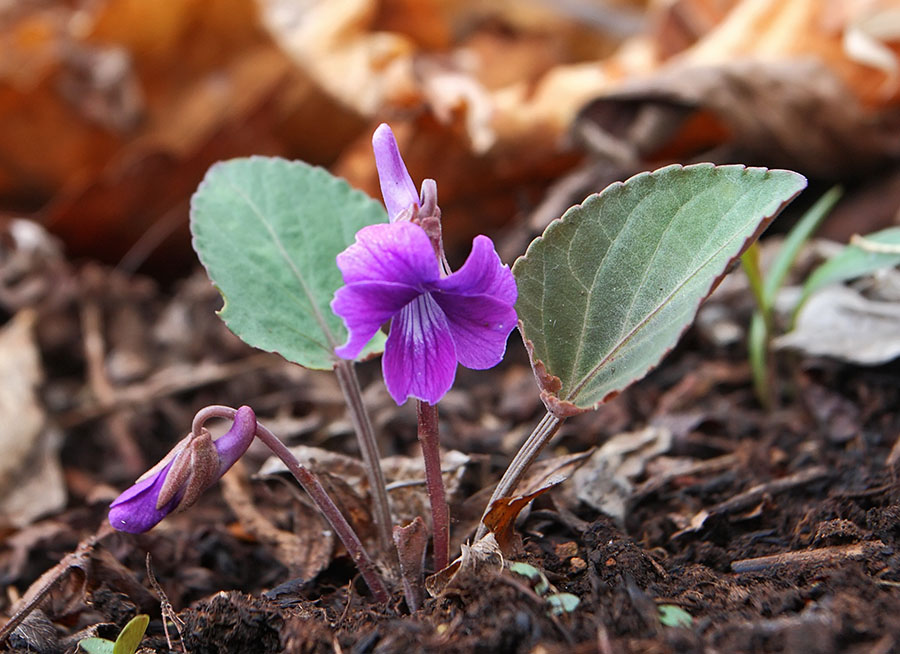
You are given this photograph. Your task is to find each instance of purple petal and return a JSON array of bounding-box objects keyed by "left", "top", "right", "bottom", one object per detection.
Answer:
[
  {"left": 336, "top": 222, "right": 439, "bottom": 286},
  {"left": 382, "top": 293, "right": 457, "bottom": 404},
  {"left": 435, "top": 294, "right": 517, "bottom": 369},
  {"left": 435, "top": 235, "right": 517, "bottom": 305},
  {"left": 373, "top": 123, "right": 419, "bottom": 222},
  {"left": 109, "top": 460, "right": 181, "bottom": 534},
  {"left": 430, "top": 235, "right": 518, "bottom": 368},
  {"left": 214, "top": 405, "right": 257, "bottom": 476},
  {"left": 332, "top": 281, "right": 421, "bottom": 360}
]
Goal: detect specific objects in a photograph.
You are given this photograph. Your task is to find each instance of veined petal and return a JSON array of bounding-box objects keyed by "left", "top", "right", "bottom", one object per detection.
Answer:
[
  {"left": 373, "top": 123, "right": 419, "bottom": 222},
  {"left": 431, "top": 234, "right": 517, "bottom": 368},
  {"left": 435, "top": 235, "right": 517, "bottom": 305},
  {"left": 435, "top": 293, "right": 517, "bottom": 369},
  {"left": 337, "top": 222, "right": 439, "bottom": 287},
  {"left": 332, "top": 280, "right": 421, "bottom": 359},
  {"left": 383, "top": 293, "right": 457, "bottom": 404}
]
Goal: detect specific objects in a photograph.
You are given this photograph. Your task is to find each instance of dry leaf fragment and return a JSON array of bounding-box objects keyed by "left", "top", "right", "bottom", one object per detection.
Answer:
[
  {"left": 481, "top": 450, "right": 591, "bottom": 557},
  {"left": 775, "top": 285, "right": 900, "bottom": 365},
  {"left": 0, "top": 310, "right": 65, "bottom": 528},
  {"left": 220, "top": 462, "right": 335, "bottom": 580},
  {"left": 571, "top": 427, "right": 673, "bottom": 526},
  {"left": 424, "top": 532, "right": 503, "bottom": 597}
]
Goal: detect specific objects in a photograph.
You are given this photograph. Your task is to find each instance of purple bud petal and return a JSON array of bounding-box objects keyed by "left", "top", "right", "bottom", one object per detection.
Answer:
[
  {"left": 108, "top": 459, "right": 181, "bottom": 534},
  {"left": 213, "top": 405, "right": 257, "bottom": 475},
  {"left": 373, "top": 123, "right": 419, "bottom": 222},
  {"left": 108, "top": 406, "right": 257, "bottom": 533}
]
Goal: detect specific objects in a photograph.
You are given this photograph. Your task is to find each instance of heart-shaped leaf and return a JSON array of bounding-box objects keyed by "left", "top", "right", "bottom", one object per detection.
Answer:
[
  {"left": 191, "top": 157, "right": 389, "bottom": 370},
  {"left": 514, "top": 163, "right": 806, "bottom": 415}
]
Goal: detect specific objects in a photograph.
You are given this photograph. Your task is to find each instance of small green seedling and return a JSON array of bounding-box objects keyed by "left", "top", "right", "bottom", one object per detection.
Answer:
[
  {"left": 658, "top": 604, "right": 693, "bottom": 628},
  {"left": 740, "top": 186, "right": 842, "bottom": 407},
  {"left": 78, "top": 614, "right": 149, "bottom": 654},
  {"left": 797, "top": 226, "right": 900, "bottom": 313},
  {"left": 508, "top": 562, "right": 580, "bottom": 616}
]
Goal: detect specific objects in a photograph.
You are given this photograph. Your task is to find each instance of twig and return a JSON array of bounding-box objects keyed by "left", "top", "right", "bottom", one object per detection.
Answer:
[
  {"left": 731, "top": 541, "right": 881, "bottom": 573},
  {"left": 0, "top": 525, "right": 114, "bottom": 646},
  {"left": 145, "top": 554, "right": 185, "bottom": 653}
]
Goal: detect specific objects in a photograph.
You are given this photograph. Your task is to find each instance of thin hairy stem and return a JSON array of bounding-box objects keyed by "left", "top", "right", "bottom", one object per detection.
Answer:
[
  {"left": 333, "top": 359, "right": 395, "bottom": 554},
  {"left": 417, "top": 401, "right": 449, "bottom": 571},
  {"left": 475, "top": 411, "right": 563, "bottom": 540},
  {"left": 193, "top": 405, "right": 391, "bottom": 603}
]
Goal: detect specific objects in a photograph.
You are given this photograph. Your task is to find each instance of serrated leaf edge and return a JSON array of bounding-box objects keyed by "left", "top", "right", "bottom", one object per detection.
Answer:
[{"left": 515, "top": 163, "right": 807, "bottom": 415}]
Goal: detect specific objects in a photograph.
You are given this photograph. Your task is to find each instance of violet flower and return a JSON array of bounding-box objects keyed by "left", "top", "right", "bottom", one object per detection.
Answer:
[
  {"left": 331, "top": 125, "right": 517, "bottom": 405},
  {"left": 108, "top": 406, "right": 256, "bottom": 533}
]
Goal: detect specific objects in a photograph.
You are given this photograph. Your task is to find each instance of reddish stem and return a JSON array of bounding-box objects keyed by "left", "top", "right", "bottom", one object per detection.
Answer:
[
  {"left": 417, "top": 401, "right": 449, "bottom": 571},
  {"left": 193, "top": 406, "right": 390, "bottom": 604}
]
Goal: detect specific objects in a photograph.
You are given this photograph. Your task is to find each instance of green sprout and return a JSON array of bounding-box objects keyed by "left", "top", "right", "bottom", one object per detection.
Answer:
[
  {"left": 740, "top": 186, "right": 842, "bottom": 407},
  {"left": 77, "top": 614, "right": 149, "bottom": 654},
  {"left": 508, "top": 561, "right": 580, "bottom": 616},
  {"left": 658, "top": 604, "right": 693, "bottom": 628}
]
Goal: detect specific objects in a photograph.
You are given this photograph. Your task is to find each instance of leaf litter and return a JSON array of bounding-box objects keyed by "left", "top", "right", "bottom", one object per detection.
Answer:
[{"left": 1, "top": 0, "right": 900, "bottom": 652}]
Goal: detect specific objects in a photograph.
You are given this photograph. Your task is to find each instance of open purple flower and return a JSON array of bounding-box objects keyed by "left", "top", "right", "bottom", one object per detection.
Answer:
[
  {"left": 332, "top": 221, "right": 517, "bottom": 405},
  {"left": 108, "top": 406, "right": 257, "bottom": 533},
  {"left": 332, "top": 124, "right": 517, "bottom": 404}
]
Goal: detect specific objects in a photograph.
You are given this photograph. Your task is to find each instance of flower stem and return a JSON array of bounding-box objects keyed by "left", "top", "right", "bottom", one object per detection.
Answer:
[
  {"left": 333, "top": 359, "right": 394, "bottom": 555},
  {"left": 416, "top": 401, "right": 449, "bottom": 571},
  {"left": 474, "top": 410, "right": 563, "bottom": 540},
  {"left": 193, "top": 405, "right": 391, "bottom": 604}
]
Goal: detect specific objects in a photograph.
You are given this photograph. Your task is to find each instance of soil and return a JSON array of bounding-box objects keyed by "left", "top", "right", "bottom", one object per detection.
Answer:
[{"left": 1, "top": 242, "right": 899, "bottom": 654}]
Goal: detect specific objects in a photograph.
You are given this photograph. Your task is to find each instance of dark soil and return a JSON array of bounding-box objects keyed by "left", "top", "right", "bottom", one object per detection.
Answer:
[{"left": 1, "top": 246, "right": 899, "bottom": 654}]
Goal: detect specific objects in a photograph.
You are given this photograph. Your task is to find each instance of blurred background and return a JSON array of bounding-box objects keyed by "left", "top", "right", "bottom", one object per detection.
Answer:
[{"left": 2, "top": 0, "right": 899, "bottom": 279}]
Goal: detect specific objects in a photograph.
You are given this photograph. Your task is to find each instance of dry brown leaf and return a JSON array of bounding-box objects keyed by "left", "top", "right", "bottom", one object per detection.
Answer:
[
  {"left": 775, "top": 285, "right": 900, "bottom": 365},
  {"left": 424, "top": 532, "right": 503, "bottom": 597},
  {"left": 0, "top": 310, "right": 65, "bottom": 528},
  {"left": 258, "top": 444, "right": 474, "bottom": 529},
  {"left": 480, "top": 450, "right": 591, "bottom": 557},
  {"left": 576, "top": 57, "right": 900, "bottom": 179},
  {"left": 569, "top": 426, "right": 673, "bottom": 526},
  {"left": 220, "top": 462, "right": 336, "bottom": 580}
]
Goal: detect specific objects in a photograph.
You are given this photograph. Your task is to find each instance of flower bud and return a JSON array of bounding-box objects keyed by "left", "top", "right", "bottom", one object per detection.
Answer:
[{"left": 109, "top": 406, "right": 256, "bottom": 533}]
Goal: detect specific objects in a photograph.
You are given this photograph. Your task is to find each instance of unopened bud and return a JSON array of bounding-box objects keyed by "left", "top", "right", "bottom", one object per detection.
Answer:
[{"left": 109, "top": 406, "right": 256, "bottom": 533}]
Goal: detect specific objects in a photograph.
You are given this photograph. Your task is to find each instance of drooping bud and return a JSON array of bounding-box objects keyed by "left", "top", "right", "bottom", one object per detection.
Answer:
[{"left": 108, "top": 406, "right": 257, "bottom": 533}]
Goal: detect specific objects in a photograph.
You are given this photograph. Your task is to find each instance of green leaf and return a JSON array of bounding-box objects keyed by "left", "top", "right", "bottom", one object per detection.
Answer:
[
  {"left": 798, "top": 227, "right": 900, "bottom": 312},
  {"left": 546, "top": 592, "right": 580, "bottom": 615},
  {"left": 658, "top": 604, "right": 693, "bottom": 628},
  {"left": 514, "top": 164, "right": 806, "bottom": 414},
  {"left": 113, "top": 615, "right": 149, "bottom": 654},
  {"left": 191, "top": 157, "right": 389, "bottom": 370},
  {"left": 762, "top": 186, "right": 841, "bottom": 306},
  {"left": 77, "top": 638, "right": 115, "bottom": 654},
  {"left": 509, "top": 561, "right": 550, "bottom": 595}
]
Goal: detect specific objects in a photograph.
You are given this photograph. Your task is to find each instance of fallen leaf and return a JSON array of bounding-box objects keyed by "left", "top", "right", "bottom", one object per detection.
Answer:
[
  {"left": 220, "top": 462, "right": 335, "bottom": 580},
  {"left": 570, "top": 427, "right": 673, "bottom": 526},
  {"left": 481, "top": 450, "right": 592, "bottom": 556},
  {"left": 775, "top": 285, "right": 900, "bottom": 365},
  {"left": 259, "top": 445, "right": 474, "bottom": 529},
  {"left": 0, "top": 310, "right": 65, "bottom": 528},
  {"left": 424, "top": 532, "right": 503, "bottom": 597}
]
